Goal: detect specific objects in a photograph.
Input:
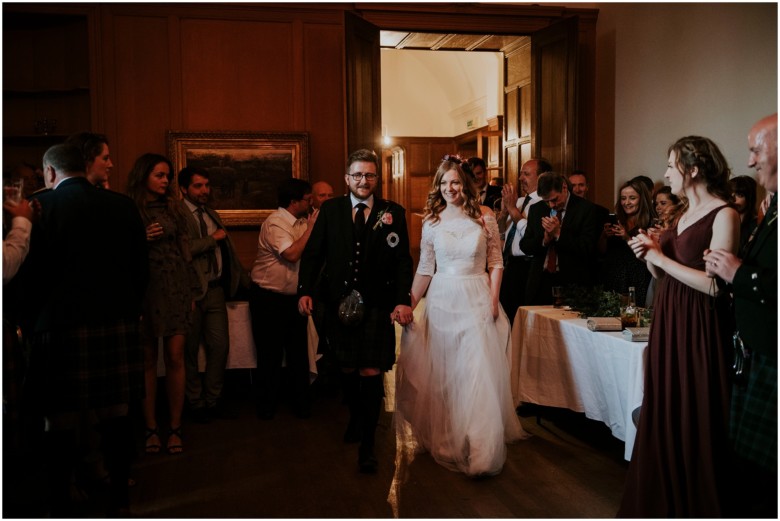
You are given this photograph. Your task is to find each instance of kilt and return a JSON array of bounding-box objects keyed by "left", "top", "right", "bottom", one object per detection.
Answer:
[
  {"left": 326, "top": 304, "right": 396, "bottom": 371},
  {"left": 27, "top": 318, "right": 144, "bottom": 415},
  {"left": 730, "top": 351, "right": 778, "bottom": 471}
]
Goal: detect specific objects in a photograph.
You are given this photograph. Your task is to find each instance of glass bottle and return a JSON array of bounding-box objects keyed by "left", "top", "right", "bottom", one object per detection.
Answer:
[{"left": 622, "top": 286, "right": 638, "bottom": 328}]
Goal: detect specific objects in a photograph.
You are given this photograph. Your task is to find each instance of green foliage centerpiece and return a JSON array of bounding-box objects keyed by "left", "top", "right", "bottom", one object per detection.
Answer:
[{"left": 562, "top": 285, "right": 621, "bottom": 318}]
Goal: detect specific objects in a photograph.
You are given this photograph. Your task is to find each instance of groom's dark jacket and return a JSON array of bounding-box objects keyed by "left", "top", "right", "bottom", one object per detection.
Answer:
[{"left": 298, "top": 194, "right": 412, "bottom": 310}]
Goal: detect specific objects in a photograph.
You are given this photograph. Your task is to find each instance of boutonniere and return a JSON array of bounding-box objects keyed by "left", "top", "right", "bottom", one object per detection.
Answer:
[{"left": 373, "top": 208, "right": 393, "bottom": 230}]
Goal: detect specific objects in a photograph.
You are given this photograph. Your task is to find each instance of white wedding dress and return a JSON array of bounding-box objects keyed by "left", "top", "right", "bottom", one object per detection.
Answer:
[{"left": 394, "top": 211, "right": 527, "bottom": 477}]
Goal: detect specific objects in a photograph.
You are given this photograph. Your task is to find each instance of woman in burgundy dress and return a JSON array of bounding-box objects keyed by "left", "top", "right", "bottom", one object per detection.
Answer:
[{"left": 619, "top": 136, "right": 740, "bottom": 517}]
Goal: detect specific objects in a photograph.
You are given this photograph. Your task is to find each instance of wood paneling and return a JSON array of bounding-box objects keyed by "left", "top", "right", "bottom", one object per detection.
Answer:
[
  {"left": 112, "top": 14, "right": 172, "bottom": 172},
  {"left": 303, "top": 22, "right": 345, "bottom": 190},
  {"left": 179, "top": 19, "right": 296, "bottom": 131},
  {"left": 532, "top": 17, "right": 578, "bottom": 176}
]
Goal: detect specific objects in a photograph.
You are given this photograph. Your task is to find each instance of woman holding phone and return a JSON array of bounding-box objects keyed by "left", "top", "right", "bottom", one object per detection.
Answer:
[{"left": 597, "top": 178, "right": 654, "bottom": 304}]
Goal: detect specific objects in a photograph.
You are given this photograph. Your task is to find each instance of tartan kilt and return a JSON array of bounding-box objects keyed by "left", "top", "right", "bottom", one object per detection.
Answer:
[
  {"left": 325, "top": 304, "right": 396, "bottom": 371},
  {"left": 730, "top": 351, "right": 778, "bottom": 471},
  {"left": 27, "top": 318, "right": 144, "bottom": 415}
]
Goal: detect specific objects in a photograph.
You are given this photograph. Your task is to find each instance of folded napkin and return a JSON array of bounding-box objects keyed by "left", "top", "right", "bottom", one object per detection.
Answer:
[
  {"left": 586, "top": 317, "right": 622, "bottom": 331},
  {"left": 622, "top": 327, "right": 650, "bottom": 342}
]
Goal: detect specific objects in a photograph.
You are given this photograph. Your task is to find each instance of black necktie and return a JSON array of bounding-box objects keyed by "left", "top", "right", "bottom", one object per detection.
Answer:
[
  {"left": 503, "top": 195, "right": 533, "bottom": 264},
  {"left": 196, "top": 207, "right": 217, "bottom": 278},
  {"left": 354, "top": 203, "right": 367, "bottom": 236}
]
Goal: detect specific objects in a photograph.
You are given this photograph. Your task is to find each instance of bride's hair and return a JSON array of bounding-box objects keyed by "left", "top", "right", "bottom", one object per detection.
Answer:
[{"left": 423, "top": 158, "right": 483, "bottom": 224}]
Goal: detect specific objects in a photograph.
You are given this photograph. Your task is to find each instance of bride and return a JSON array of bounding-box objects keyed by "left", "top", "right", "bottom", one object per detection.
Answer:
[{"left": 394, "top": 156, "right": 527, "bottom": 477}]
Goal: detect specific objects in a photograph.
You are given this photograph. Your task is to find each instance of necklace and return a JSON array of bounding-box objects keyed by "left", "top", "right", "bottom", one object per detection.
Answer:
[{"left": 679, "top": 200, "right": 721, "bottom": 227}]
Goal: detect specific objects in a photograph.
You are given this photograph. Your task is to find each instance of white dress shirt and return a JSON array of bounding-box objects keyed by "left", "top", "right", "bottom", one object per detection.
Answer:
[
  {"left": 506, "top": 191, "right": 541, "bottom": 257},
  {"left": 251, "top": 207, "right": 307, "bottom": 295}
]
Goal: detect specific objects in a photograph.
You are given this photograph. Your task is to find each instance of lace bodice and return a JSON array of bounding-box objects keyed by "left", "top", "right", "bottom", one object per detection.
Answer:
[{"left": 417, "top": 212, "right": 503, "bottom": 276}]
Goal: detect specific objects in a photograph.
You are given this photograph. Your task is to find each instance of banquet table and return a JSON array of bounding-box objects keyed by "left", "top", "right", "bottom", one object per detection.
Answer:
[
  {"left": 157, "top": 301, "right": 320, "bottom": 379},
  {"left": 510, "top": 306, "right": 647, "bottom": 460}
]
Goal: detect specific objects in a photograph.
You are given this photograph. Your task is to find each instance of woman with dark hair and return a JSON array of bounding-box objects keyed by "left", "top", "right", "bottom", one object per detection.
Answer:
[
  {"left": 598, "top": 178, "right": 654, "bottom": 304},
  {"left": 619, "top": 136, "right": 740, "bottom": 517},
  {"left": 65, "top": 132, "right": 114, "bottom": 188},
  {"left": 127, "top": 153, "right": 196, "bottom": 455},
  {"left": 729, "top": 175, "right": 759, "bottom": 249},
  {"left": 394, "top": 156, "right": 526, "bottom": 478}
]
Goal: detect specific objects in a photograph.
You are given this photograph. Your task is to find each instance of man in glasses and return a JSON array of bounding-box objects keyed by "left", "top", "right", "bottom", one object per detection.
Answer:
[{"left": 297, "top": 149, "right": 413, "bottom": 474}]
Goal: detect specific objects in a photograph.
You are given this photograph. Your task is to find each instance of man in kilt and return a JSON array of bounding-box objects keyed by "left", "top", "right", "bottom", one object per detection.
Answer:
[
  {"left": 705, "top": 113, "right": 778, "bottom": 517},
  {"left": 298, "top": 149, "right": 413, "bottom": 473},
  {"left": 18, "top": 144, "right": 148, "bottom": 515}
]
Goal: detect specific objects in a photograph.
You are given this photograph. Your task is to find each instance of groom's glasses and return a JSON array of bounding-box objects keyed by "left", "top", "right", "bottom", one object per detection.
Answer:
[{"left": 348, "top": 173, "right": 378, "bottom": 181}]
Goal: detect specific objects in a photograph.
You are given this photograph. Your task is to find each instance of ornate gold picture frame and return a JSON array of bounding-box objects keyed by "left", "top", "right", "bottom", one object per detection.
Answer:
[{"left": 167, "top": 130, "right": 309, "bottom": 227}]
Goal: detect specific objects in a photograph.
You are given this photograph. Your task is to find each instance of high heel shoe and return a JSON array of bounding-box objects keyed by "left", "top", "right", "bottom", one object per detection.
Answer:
[
  {"left": 167, "top": 426, "right": 184, "bottom": 455},
  {"left": 144, "top": 427, "right": 161, "bottom": 454}
]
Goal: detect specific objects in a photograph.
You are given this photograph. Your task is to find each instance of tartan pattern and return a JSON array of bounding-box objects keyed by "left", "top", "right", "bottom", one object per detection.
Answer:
[
  {"left": 326, "top": 305, "right": 396, "bottom": 371},
  {"left": 29, "top": 318, "right": 144, "bottom": 414},
  {"left": 731, "top": 352, "right": 778, "bottom": 471}
]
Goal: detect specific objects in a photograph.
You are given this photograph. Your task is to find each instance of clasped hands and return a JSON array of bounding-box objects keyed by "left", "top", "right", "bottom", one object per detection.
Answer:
[
  {"left": 297, "top": 297, "right": 413, "bottom": 327},
  {"left": 541, "top": 215, "right": 561, "bottom": 244},
  {"left": 628, "top": 230, "right": 660, "bottom": 261},
  {"left": 391, "top": 305, "right": 413, "bottom": 326}
]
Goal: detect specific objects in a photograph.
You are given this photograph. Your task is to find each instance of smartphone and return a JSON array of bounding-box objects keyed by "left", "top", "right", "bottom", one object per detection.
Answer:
[{"left": 607, "top": 213, "right": 618, "bottom": 225}]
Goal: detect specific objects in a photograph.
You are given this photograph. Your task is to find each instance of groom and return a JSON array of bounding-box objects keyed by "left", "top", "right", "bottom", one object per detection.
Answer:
[{"left": 298, "top": 149, "right": 413, "bottom": 473}]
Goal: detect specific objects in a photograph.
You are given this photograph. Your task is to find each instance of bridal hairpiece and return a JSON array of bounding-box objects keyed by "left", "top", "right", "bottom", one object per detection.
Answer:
[{"left": 442, "top": 154, "right": 463, "bottom": 164}]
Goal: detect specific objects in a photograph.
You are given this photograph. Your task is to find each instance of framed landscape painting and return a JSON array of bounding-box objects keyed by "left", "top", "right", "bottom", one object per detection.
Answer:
[{"left": 167, "top": 130, "right": 309, "bottom": 227}]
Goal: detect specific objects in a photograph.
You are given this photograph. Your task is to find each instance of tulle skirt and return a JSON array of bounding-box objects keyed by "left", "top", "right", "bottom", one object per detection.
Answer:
[{"left": 395, "top": 271, "right": 527, "bottom": 476}]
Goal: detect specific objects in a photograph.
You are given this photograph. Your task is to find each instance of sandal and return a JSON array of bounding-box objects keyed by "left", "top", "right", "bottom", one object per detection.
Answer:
[
  {"left": 144, "top": 427, "right": 161, "bottom": 454},
  {"left": 167, "top": 426, "right": 184, "bottom": 455}
]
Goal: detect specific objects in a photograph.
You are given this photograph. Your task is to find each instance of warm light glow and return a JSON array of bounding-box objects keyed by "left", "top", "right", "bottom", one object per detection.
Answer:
[{"left": 383, "top": 135, "right": 392, "bottom": 146}]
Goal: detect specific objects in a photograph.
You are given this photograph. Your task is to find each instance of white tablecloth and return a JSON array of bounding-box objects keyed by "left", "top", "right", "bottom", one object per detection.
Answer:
[
  {"left": 157, "top": 301, "right": 320, "bottom": 380},
  {"left": 510, "top": 306, "right": 647, "bottom": 460}
]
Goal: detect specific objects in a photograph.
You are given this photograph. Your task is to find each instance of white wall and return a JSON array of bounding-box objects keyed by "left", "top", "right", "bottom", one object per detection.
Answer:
[
  {"left": 381, "top": 49, "right": 503, "bottom": 137},
  {"left": 379, "top": 3, "right": 777, "bottom": 205},
  {"left": 595, "top": 3, "right": 777, "bottom": 198}
]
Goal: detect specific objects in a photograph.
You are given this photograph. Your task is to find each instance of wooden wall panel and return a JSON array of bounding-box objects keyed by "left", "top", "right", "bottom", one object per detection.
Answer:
[
  {"left": 112, "top": 15, "right": 172, "bottom": 179},
  {"left": 179, "top": 19, "right": 295, "bottom": 131},
  {"left": 303, "top": 22, "right": 346, "bottom": 191}
]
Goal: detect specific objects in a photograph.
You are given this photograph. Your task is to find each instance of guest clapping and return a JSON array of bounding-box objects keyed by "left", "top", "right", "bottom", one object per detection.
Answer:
[{"left": 619, "top": 136, "right": 739, "bottom": 517}]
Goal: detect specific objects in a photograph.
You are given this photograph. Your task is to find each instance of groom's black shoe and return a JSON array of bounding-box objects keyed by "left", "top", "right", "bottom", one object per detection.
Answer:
[{"left": 358, "top": 446, "right": 378, "bottom": 474}]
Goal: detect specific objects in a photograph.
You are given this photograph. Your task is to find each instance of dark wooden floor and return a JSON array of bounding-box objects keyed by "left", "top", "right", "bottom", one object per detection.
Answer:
[
  {"left": 2, "top": 368, "right": 628, "bottom": 518},
  {"left": 124, "top": 370, "right": 628, "bottom": 518}
]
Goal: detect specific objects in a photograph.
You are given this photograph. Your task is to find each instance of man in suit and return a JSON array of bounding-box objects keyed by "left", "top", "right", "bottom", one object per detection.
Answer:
[
  {"left": 20, "top": 144, "right": 147, "bottom": 516},
  {"left": 704, "top": 113, "right": 777, "bottom": 518},
  {"left": 179, "top": 166, "right": 248, "bottom": 422},
  {"left": 520, "top": 171, "right": 600, "bottom": 305},
  {"left": 499, "top": 158, "right": 551, "bottom": 324},
  {"left": 298, "top": 149, "right": 413, "bottom": 473},
  {"left": 468, "top": 156, "right": 501, "bottom": 209}
]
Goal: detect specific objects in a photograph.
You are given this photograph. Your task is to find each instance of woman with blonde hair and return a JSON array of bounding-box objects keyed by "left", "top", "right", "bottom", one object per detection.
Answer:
[{"left": 394, "top": 155, "right": 526, "bottom": 478}]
